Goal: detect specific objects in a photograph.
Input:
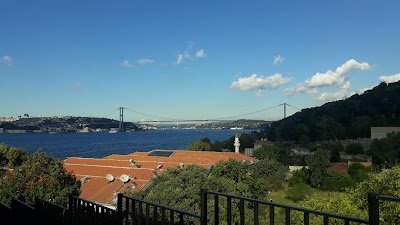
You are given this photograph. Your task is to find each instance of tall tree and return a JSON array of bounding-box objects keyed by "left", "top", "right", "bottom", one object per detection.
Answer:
[{"left": 305, "top": 150, "right": 331, "bottom": 188}]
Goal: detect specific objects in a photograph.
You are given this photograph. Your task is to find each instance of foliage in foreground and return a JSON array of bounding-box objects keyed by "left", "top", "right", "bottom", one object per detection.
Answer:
[{"left": 0, "top": 148, "right": 81, "bottom": 206}]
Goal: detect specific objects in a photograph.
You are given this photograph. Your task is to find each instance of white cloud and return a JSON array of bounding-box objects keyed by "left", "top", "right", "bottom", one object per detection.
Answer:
[
  {"left": 318, "top": 89, "right": 356, "bottom": 102},
  {"left": 358, "top": 85, "right": 375, "bottom": 94},
  {"left": 230, "top": 73, "right": 291, "bottom": 94},
  {"left": 175, "top": 53, "right": 183, "bottom": 64},
  {"left": 120, "top": 60, "right": 133, "bottom": 68},
  {"left": 284, "top": 85, "right": 318, "bottom": 96},
  {"left": 304, "top": 59, "right": 370, "bottom": 88},
  {"left": 137, "top": 58, "right": 155, "bottom": 65},
  {"left": 341, "top": 81, "right": 351, "bottom": 90},
  {"left": 195, "top": 49, "right": 206, "bottom": 58},
  {"left": 379, "top": 73, "right": 400, "bottom": 84},
  {"left": 2, "top": 55, "right": 12, "bottom": 65},
  {"left": 273, "top": 55, "right": 284, "bottom": 65}
]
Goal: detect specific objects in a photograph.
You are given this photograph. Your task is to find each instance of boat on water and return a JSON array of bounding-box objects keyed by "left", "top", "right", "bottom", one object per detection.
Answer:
[
  {"left": 230, "top": 127, "right": 243, "bottom": 130},
  {"left": 109, "top": 128, "right": 118, "bottom": 133}
]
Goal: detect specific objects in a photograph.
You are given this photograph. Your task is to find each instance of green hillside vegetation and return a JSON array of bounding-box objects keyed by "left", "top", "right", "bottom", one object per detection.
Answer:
[{"left": 264, "top": 81, "right": 400, "bottom": 144}]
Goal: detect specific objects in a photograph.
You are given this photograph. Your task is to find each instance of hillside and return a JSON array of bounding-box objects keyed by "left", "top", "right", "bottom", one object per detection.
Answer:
[
  {"left": 264, "top": 81, "right": 400, "bottom": 144},
  {"left": 0, "top": 116, "right": 141, "bottom": 133}
]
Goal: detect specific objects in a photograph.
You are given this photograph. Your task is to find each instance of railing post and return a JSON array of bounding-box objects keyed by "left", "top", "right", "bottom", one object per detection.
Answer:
[
  {"left": 68, "top": 196, "right": 73, "bottom": 225},
  {"left": 117, "top": 193, "right": 123, "bottom": 225},
  {"left": 200, "top": 189, "right": 207, "bottom": 225},
  {"left": 368, "top": 192, "right": 380, "bottom": 225}
]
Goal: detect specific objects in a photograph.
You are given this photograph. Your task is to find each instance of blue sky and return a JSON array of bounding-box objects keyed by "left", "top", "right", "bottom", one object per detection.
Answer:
[{"left": 1, "top": 0, "right": 400, "bottom": 122}]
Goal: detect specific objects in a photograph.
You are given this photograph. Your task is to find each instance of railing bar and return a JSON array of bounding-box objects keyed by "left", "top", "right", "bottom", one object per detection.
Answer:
[
  {"left": 162, "top": 208, "right": 166, "bottom": 224},
  {"left": 138, "top": 201, "right": 143, "bottom": 225},
  {"left": 131, "top": 199, "right": 136, "bottom": 225},
  {"left": 254, "top": 202, "right": 259, "bottom": 225},
  {"left": 124, "top": 197, "right": 129, "bottom": 225},
  {"left": 324, "top": 215, "right": 328, "bottom": 225},
  {"left": 378, "top": 194, "right": 400, "bottom": 202},
  {"left": 227, "top": 197, "right": 232, "bottom": 225},
  {"left": 154, "top": 206, "right": 158, "bottom": 224},
  {"left": 170, "top": 210, "right": 174, "bottom": 225},
  {"left": 179, "top": 212, "right": 184, "bottom": 225},
  {"left": 240, "top": 199, "right": 245, "bottom": 225},
  {"left": 270, "top": 205, "right": 275, "bottom": 225},
  {"left": 285, "top": 208, "right": 290, "bottom": 225},
  {"left": 146, "top": 204, "right": 150, "bottom": 225},
  {"left": 215, "top": 195, "right": 219, "bottom": 225},
  {"left": 304, "top": 212, "right": 309, "bottom": 225}
]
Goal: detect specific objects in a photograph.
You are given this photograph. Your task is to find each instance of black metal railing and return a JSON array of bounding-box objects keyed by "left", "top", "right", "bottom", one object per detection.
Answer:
[
  {"left": 120, "top": 193, "right": 201, "bottom": 225},
  {"left": 201, "top": 189, "right": 370, "bottom": 225},
  {"left": 0, "top": 201, "right": 12, "bottom": 225},
  {"left": 368, "top": 192, "right": 400, "bottom": 225},
  {"left": 1, "top": 191, "right": 400, "bottom": 225},
  {"left": 10, "top": 198, "right": 37, "bottom": 225},
  {"left": 35, "top": 197, "right": 69, "bottom": 225},
  {"left": 69, "top": 195, "right": 121, "bottom": 225}
]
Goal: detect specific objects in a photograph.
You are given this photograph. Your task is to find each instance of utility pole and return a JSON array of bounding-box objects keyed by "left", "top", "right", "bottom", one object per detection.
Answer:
[{"left": 119, "top": 107, "right": 125, "bottom": 132}]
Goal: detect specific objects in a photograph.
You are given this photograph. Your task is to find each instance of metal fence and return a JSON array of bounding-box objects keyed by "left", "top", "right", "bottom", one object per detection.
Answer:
[
  {"left": 69, "top": 195, "right": 121, "bottom": 225},
  {"left": 1, "top": 191, "right": 400, "bottom": 225},
  {"left": 201, "top": 189, "right": 369, "bottom": 225},
  {"left": 120, "top": 193, "right": 201, "bottom": 225},
  {"left": 35, "top": 197, "right": 69, "bottom": 225}
]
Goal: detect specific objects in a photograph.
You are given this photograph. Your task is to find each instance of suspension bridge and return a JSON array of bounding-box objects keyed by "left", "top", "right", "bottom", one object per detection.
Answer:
[{"left": 104, "top": 103, "right": 301, "bottom": 132}]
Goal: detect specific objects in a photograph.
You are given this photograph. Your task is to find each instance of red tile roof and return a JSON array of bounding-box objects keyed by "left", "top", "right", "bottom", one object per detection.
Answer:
[{"left": 64, "top": 150, "right": 254, "bottom": 206}]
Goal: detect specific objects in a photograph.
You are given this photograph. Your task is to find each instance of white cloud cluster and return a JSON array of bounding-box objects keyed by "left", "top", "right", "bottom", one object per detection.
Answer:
[
  {"left": 285, "top": 59, "right": 371, "bottom": 101},
  {"left": 318, "top": 89, "right": 356, "bottom": 101},
  {"left": 230, "top": 73, "right": 291, "bottom": 96},
  {"left": 175, "top": 42, "right": 206, "bottom": 64},
  {"left": 304, "top": 59, "right": 370, "bottom": 88},
  {"left": 120, "top": 60, "right": 133, "bottom": 68},
  {"left": 379, "top": 73, "right": 400, "bottom": 84},
  {"left": 137, "top": 58, "right": 155, "bottom": 65},
  {"left": 273, "top": 55, "right": 284, "bottom": 65},
  {"left": 69, "top": 82, "right": 81, "bottom": 90},
  {"left": 1, "top": 55, "right": 12, "bottom": 65}
]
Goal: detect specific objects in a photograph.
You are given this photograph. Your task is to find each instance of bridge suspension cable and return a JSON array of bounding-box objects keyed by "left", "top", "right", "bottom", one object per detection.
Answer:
[{"left": 121, "top": 103, "right": 300, "bottom": 123}]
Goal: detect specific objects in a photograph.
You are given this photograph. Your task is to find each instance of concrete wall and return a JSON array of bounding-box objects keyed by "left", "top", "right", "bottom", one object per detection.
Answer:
[{"left": 371, "top": 127, "right": 400, "bottom": 139}]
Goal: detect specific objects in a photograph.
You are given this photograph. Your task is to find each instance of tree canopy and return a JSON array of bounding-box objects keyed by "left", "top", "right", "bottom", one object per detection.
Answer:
[{"left": 0, "top": 149, "right": 80, "bottom": 206}]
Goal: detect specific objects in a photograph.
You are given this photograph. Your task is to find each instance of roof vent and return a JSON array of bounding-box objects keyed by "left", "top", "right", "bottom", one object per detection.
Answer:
[
  {"left": 156, "top": 164, "right": 163, "bottom": 170},
  {"left": 179, "top": 162, "right": 184, "bottom": 170}
]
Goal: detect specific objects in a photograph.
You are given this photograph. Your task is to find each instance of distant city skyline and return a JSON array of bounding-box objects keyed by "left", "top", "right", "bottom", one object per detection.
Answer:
[{"left": 1, "top": 1, "right": 399, "bottom": 122}]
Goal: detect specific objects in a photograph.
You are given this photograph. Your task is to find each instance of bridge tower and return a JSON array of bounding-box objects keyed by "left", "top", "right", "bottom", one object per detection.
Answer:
[{"left": 119, "top": 107, "right": 125, "bottom": 132}]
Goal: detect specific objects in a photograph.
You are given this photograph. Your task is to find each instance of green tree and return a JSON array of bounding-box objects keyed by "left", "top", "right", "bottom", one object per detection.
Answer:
[
  {"left": 292, "top": 192, "right": 367, "bottom": 225},
  {"left": 348, "top": 163, "right": 370, "bottom": 182},
  {"left": 305, "top": 150, "right": 331, "bottom": 188},
  {"left": 351, "top": 165, "right": 400, "bottom": 225},
  {"left": 345, "top": 143, "right": 364, "bottom": 154},
  {"left": 0, "top": 144, "right": 29, "bottom": 168},
  {"left": 320, "top": 170, "right": 356, "bottom": 192},
  {"left": 253, "top": 144, "right": 280, "bottom": 161},
  {"left": 0, "top": 150, "right": 81, "bottom": 206},
  {"left": 285, "top": 183, "right": 314, "bottom": 202},
  {"left": 188, "top": 140, "right": 211, "bottom": 151},
  {"left": 249, "top": 159, "right": 288, "bottom": 191}
]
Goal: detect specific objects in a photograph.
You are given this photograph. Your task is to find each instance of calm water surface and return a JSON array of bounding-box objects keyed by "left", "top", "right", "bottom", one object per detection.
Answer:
[{"left": 0, "top": 129, "right": 255, "bottom": 159}]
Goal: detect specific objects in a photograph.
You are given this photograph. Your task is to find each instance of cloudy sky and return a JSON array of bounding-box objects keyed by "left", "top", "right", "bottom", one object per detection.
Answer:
[{"left": 1, "top": 1, "right": 399, "bottom": 121}]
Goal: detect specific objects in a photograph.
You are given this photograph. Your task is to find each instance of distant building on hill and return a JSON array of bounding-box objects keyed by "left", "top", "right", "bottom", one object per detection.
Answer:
[
  {"left": 64, "top": 150, "right": 255, "bottom": 209},
  {"left": 371, "top": 127, "right": 400, "bottom": 139}
]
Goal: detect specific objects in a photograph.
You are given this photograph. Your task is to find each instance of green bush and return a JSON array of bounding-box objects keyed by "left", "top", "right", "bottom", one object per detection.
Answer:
[
  {"left": 320, "top": 170, "right": 356, "bottom": 192},
  {"left": 285, "top": 183, "right": 314, "bottom": 202}
]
